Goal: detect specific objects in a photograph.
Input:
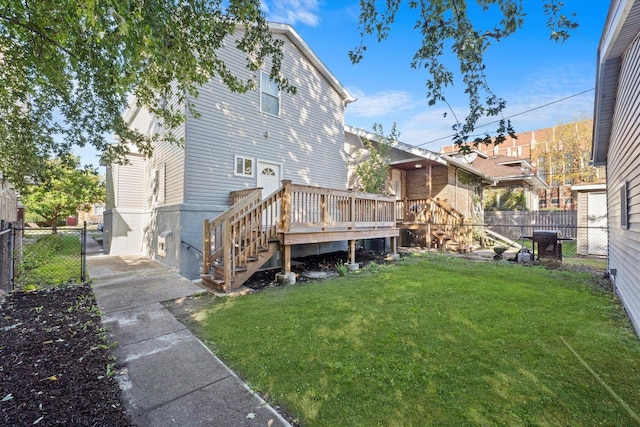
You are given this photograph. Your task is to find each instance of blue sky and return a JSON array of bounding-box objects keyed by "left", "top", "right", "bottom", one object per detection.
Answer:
[
  {"left": 262, "top": 0, "right": 610, "bottom": 152},
  {"left": 75, "top": 0, "right": 610, "bottom": 165}
]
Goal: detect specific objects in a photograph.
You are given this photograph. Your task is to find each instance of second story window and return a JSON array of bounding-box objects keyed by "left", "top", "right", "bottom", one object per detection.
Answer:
[{"left": 260, "top": 72, "right": 280, "bottom": 116}]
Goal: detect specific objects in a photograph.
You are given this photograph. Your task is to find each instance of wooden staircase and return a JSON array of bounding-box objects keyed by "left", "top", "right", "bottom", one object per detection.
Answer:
[
  {"left": 399, "top": 197, "right": 473, "bottom": 252},
  {"left": 201, "top": 187, "right": 284, "bottom": 292},
  {"left": 204, "top": 241, "right": 279, "bottom": 292}
]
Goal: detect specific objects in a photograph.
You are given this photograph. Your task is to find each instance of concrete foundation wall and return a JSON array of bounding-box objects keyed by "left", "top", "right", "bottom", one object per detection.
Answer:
[{"left": 104, "top": 208, "right": 147, "bottom": 255}]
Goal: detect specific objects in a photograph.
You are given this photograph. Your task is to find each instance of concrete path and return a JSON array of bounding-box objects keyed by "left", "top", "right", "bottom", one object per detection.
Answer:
[{"left": 86, "top": 238, "right": 290, "bottom": 427}]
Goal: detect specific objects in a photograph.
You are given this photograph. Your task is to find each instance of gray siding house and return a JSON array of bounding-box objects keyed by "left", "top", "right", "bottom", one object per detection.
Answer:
[
  {"left": 592, "top": 0, "right": 640, "bottom": 334},
  {"left": 104, "top": 23, "right": 355, "bottom": 279}
]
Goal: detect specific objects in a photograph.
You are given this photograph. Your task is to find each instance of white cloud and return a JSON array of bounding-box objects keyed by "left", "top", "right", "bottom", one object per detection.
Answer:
[
  {"left": 262, "top": 0, "right": 320, "bottom": 26},
  {"left": 346, "top": 89, "right": 416, "bottom": 118}
]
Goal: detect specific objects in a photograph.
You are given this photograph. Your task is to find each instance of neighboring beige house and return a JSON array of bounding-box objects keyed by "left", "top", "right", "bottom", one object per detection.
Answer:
[
  {"left": 592, "top": 0, "right": 640, "bottom": 333},
  {"left": 104, "top": 23, "right": 361, "bottom": 279}
]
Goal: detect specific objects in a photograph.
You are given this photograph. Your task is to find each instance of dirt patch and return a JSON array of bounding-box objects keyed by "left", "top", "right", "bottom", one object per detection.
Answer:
[
  {"left": 0, "top": 284, "right": 131, "bottom": 426},
  {"left": 243, "top": 249, "right": 389, "bottom": 291}
]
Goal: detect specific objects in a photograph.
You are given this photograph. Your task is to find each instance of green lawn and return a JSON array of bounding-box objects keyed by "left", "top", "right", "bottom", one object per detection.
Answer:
[
  {"left": 193, "top": 255, "right": 640, "bottom": 426},
  {"left": 17, "top": 234, "right": 82, "bottom": 289}
]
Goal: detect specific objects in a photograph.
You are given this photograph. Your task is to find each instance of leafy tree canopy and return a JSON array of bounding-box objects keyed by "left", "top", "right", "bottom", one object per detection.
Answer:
[
  {"left": 351, "top": 0, "right": 578, "bottom": 151},
  {"left": 21, "top": 155, "right": 105, "bottom": 233},
  {"left": 355, "top": 123, "right": 399, "bottom": 194},
  {"left": 0, "top": 0, "right": 293, "bottom": 191}
]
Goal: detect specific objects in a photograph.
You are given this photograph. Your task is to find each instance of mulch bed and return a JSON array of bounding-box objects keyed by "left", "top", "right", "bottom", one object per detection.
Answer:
[{"left": 0, "top": 284, "right": 131, "bottom": 426}]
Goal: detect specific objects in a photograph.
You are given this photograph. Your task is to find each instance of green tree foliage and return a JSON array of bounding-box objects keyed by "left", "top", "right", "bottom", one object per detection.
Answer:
[
  {"left": 484, "top": 187, "right": 526, "bottom": 211},
  {"left": 355, "top": 123, "right": 399, "bottom": 194},
  {"left": 350, "top": 1, "right": 578, "bottom": 151},
  {"left": 0, "top": 0, "right": 293, "bottom": 191},
  {"left": 21, "top": 156, "right": 105, "bottom": 233},
  {"left": 533, "top": 118, "right": 601, "bottom": 186}
]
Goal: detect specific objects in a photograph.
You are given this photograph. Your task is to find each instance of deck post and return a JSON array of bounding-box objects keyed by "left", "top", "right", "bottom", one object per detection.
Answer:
[
  {"left": 347, "top": 239, "right": 359, "bottom": 271},
  {"left": 390, "top": 235, "right": 397, "bottom": 253},
  {"left": 222, "top": 218, "right": 232, "bottom": 292},
  {"left": 348, "top": 239, "right": 356, "bottom": 264},
  {"left": 276, "top": 244, "right": 296, "bottom": 284},
  {"left": 281, "top": 180, "right": 292, "bottom": 233},
  {"left": 203, "top": 219, "right": 211, "bottom": 274}
]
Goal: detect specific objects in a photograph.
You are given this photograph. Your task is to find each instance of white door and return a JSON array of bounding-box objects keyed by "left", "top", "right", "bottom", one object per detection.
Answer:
[
  {"left": 587, "top": 192, "right": 607, "bottom": 255},
  {"left": 256, "top": 161, "right": 282, "bottom": 230},
  {"left": 257, "top": 161, "right": 281, "bottom": 198}
]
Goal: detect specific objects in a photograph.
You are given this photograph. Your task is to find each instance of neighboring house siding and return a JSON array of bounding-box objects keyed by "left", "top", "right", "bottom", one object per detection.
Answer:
[
  {"left": 184, "top": 30, "right": 347, "bottom": 207},
  {"left": 607, "top": 34, "right": 640, "bottom": 332}
]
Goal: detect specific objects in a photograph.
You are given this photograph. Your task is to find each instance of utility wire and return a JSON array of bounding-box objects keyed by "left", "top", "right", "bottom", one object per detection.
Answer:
[{"left": 414, "top": 88, "right": 595, "bottom": 149}]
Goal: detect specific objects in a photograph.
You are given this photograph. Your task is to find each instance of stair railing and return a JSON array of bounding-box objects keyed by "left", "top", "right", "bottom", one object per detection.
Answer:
[{"left": 204, "top": 187, "right": 284, "bottom": 290}]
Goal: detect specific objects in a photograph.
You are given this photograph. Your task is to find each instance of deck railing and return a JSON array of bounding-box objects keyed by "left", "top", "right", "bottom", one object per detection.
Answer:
[
  {"left": 287, "top": 182, "right": 396, "bottom": 231},
  {"left": 204, "top": 181, "right": 397, "bottom": 288}
]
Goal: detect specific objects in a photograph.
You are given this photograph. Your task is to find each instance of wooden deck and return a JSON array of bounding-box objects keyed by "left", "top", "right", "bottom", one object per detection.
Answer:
[{"left": 202, "top": 181, "right": 399, "bottom": 292}]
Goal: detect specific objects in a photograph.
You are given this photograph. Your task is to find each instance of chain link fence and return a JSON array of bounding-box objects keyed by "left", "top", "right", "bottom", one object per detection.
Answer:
[
  {"left": 0, "top": 220, "right": 16, "bottom": 293},
  {"left": 0, "top": 222, "right": 87, "bottom": 292}
]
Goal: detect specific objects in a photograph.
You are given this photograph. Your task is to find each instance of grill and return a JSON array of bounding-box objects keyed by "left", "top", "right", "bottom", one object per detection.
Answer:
[{"left": 532, "top": 230, "right": 562, "bottom": 260}]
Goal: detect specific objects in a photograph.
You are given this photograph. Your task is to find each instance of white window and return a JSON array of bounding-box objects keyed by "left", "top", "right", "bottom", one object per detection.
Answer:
[
  {"left": 234, "top": 155, "right": 254, "bottom": 177},
  {"left": 260, "top": 72, "right": 280, "bottom": 116}
]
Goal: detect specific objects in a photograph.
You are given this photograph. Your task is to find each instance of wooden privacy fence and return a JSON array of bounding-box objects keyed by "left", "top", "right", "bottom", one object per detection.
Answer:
[{"left": 485, "top": 211, "right": 577, "bottom": 227}]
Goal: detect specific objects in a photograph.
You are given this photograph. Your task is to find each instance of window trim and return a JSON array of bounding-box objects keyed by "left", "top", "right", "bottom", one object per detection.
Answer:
[
  {"left": 260, "top": 71, "right": 281, "bottom": 117},
  {"left": 234, "top": 155, "right": 255, "bottom": 177}
]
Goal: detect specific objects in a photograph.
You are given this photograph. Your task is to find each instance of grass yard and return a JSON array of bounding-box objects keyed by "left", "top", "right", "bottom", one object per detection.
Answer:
[
  {"left": 193, "top": 255, "right": 640, "bottom": 426},
  {"left": 17, "top": 233, "right": 82, "bottom": 289}
]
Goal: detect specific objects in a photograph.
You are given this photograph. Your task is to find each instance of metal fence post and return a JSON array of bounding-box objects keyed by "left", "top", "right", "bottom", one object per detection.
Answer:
[
  {"left": 520, "top": 225, "right": 525, "bottom": 264},
  {"left": 81, "top": 222, "right": 87, "bottom": 282},
  {"left": 8, "top": 223, "right": 14, "bottom": 292}
]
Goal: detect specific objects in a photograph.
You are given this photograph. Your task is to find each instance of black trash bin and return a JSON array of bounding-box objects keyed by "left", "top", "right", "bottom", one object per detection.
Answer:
[{"left": 532, "top": 230, "right": 561, "bottom": 260}]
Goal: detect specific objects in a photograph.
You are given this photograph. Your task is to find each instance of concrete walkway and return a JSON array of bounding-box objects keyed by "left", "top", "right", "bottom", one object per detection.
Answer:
[{"left": 86, "top": 238, "right": 290, "bottom": 427}]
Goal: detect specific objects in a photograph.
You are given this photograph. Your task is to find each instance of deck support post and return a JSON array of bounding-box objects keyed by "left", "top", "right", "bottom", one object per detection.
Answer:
[
  {"left": 203, "top": 219, "right": 211, "bottom": 274},
  {"left": 276, "top": 244, "right": 296, "bottom": 284},
  {"left": 390, "top": 235, "right": 397, "bottom": 254},
  {"left": 347, "top": 239, "right": 359, "bottom": 271}
]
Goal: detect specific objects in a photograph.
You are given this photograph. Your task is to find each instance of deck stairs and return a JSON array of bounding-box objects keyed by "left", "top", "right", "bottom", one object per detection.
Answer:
[
  {"left": 399, "top": 197, "right": 472, "bottom": 252},
  {"left": 201, "top": 188, "right": 282, "bottom": 292}
]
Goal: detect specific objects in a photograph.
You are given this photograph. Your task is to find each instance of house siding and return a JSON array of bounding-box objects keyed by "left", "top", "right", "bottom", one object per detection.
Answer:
[
  {"left": 184, "top": 30, "right": 347, "bottom": 207},
  {"left": 576, "top": 190, "right": 589, "bottom": 255},
  {"left": 116, "top": 154, "right": 146, "bottom": 209},
  {"left": 606, "top": 32, "right": 640, "bottom": 333}
]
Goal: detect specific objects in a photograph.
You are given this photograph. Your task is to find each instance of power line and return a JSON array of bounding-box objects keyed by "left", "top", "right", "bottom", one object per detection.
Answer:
[{"left": 414, "top": 88, "right": 595, "bottom": 149}]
